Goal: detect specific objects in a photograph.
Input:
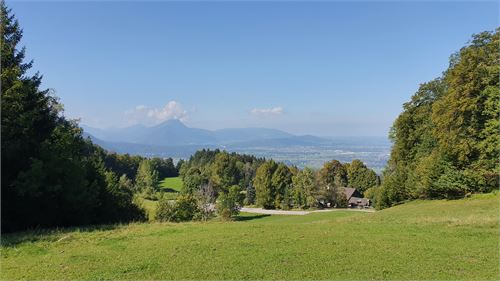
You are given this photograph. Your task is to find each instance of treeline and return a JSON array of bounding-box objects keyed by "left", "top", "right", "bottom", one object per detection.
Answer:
[
  {"left": 0, "top": 4, "right": 178, "bottom": 233},
  {"left": 375, "top": 29, "right": 499, "bottom": 208},
  {"left": 179, "top": 150, "right": 379, "bottom": 212},
  {"left": 101, "top": 151, "right": 179, "bottom": 183},
  {"left": 254, "top": 159, "right": 379, "bottom": 209},
  {"left": 179, "top": 149, "right": 264, "bottom": 201}
]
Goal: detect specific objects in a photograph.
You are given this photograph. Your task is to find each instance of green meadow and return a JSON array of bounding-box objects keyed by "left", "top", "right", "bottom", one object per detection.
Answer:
[
  {"left": 139, "top": 177, "right": 184, "bottom": 220},
  {"left": 1, "top": 193, "right": 498, "bottom": 280},
  {"left": 159, "top": 177, "right": 183, "bottom": 193}
]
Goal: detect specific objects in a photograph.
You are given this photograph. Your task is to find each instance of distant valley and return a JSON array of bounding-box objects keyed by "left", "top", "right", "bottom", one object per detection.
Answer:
[{"left": 83, "top": 120, "right": 391, "bottom": 172}]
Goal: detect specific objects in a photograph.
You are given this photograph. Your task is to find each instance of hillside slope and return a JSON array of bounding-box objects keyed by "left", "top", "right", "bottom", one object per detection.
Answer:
[{"left": 1, "top": 194, "right": 498, "bottom": 280}]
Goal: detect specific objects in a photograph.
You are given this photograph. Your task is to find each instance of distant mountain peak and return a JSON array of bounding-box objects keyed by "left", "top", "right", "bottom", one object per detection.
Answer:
[
  {"left": 154, "top": 118, "right": 187, "bottom": 128},
  {"left": 83, "top": 120, "right": 319, "bottom": 147}
]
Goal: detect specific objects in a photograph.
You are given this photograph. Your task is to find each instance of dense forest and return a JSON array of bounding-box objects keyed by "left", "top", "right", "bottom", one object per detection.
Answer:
[{"left": 376, "top": 29, "right": 499, "bottom": 208}]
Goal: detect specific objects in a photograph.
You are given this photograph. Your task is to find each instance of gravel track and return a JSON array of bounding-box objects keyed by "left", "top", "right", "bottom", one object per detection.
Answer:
[{"left": 240, "top": 207, "right": 375, "bottom": 215}]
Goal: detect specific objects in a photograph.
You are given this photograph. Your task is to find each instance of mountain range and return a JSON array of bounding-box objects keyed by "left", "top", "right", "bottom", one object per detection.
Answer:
[
  {"left": 82, "top": 119, "right": 391, "bottom": 170},
  {"left": 81, "top": 119, "right": 336, "bottom": 155}
]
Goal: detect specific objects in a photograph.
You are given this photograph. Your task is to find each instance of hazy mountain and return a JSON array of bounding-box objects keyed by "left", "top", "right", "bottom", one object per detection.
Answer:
[
  {"left": 82, "top": 124, "right": 390, "bottom": 171},
  {"left": 81, "top": 124, "right": 150, "bottom": 144},
  {"left": 82, "top": 119, "right": 296, "bottom": 146}
]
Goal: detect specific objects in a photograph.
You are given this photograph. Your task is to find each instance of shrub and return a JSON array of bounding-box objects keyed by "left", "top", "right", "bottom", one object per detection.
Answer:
[
  {"left": 336, "top": 191, "right": 348, "bottom": 208},
  {"left": 216, "top": 185, "right": 242, "bottom": 220},
  {"left": 156, "top": 195, "right": 199, "bottom": 222}
]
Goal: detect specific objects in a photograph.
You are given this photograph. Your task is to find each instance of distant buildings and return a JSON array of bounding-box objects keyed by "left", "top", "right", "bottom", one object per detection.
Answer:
[{"left": 343, "top": 187, "right": 370, "bottom": 208}]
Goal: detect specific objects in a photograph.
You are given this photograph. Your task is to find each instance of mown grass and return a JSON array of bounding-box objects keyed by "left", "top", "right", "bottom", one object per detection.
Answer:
[
  {"left": 159, "top": 177, "right": 183, "bottom": 193},
  {"left": 1, "top": 194, "right": 498, "bottom": 280}
]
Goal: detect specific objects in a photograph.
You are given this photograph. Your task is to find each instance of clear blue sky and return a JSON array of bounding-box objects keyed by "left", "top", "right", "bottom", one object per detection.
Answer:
[{"left": 9, "top": 1, "right": 499, "bottom": 136}]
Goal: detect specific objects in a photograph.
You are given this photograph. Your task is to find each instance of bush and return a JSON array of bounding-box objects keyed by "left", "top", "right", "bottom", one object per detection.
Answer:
[
  {"left": 216, "top": 186, "right": 242, "bottom": 220},
  {"left": 156, "top": 195, "right": 199, "bottom": 222},
  {"left": 336, "top": 192, "right": 348, "bottom": 208},
  {"left": 363, "top": 186, "right": 379, "bottom": 206}
]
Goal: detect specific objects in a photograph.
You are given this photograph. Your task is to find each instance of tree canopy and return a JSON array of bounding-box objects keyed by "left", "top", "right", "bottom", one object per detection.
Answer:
[{"left": 377, "top": 29, "right": 499, "bottom": 208}]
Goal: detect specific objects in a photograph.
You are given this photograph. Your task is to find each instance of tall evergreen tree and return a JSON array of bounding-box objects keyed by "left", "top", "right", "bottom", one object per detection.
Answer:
[
  {"left": 1, "top": 3, "right": 145, "bottom": 231},
  {"left": 1, "top": 1, "right": 60, "bottom": 230}
]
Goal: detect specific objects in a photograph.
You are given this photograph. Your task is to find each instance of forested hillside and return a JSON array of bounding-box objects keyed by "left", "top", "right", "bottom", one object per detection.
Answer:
[{"left": 377, "top": 29, "right": 499, "bottom": 208}]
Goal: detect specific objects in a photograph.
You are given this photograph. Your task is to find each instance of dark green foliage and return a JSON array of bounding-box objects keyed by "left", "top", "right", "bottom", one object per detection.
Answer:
[
  {"left": 246, "top": 159, "right": 377, "bottom": 210},
  {"left": 135, "top": 159, "right": 160, "bottom": 200},
  {"left": 346, "top": 160, "right": 379, "bottom": 193},
  {"left": 181, "top": 167, "right": 207, "bottom": 194},
  {"left": 244, "top": 183, "right": 256, "bottom": 205},
  {"left": 175, "top": 159, "right": 185, "bottom": 172},
  {"left": 216, "top": 185, "right": 242, "bottom": 220},
  {"left": 101, "top": 171, "right": 147, "bottom": 222},
  {"left": 210, "top": 152, "right": 242, "bottom": 193},
  {"left": 0, "top": 3, "right": 145, "bottom": 232},
  {"left": 156, "top": 195, "right": 199, "bottom": 222},
  {"left": 179, "top": 149, "right": 264, "bottom": 196},
  {"left": 317, "top": 160, "right": 350, "bottom": 207},
  {"left": 101, "top": 152, "right": 143, "bottom": 182},
  {"left": 291, "top": 167, "right": 318, "bottom": 209},
  {"left": 150, "top": 157, "right": 178, "bottom": 179},
  {"left": 1, "top": 1, "right": 59, "bottom": 231},
  {"left": 99, "top": 151, "right": 178, "bottom": 183},
  {"left": 318, "top": 160, "right": 347, "bottom": 188},
  {"left": 271, "top": 163, "right": 293, "bottom": 209},
  {"left": 254, "top": 160, "right": 278, "bottom": 209},
  {"left": 379, "top": 29, "right": 500, "bottom": 208}
]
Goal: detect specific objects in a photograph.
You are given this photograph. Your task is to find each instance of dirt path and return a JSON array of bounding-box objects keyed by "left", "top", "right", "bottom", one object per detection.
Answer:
[{"left": 240, "top": 207, "right": 375, "bottom": 215}]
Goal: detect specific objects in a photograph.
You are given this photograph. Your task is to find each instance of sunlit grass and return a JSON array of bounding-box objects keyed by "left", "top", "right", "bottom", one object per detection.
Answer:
[
  {"left": 1, "top": 193, "right": 498, "bottom": 280},
  {"left": 159, "top": 177, "right": 183, "bottom": 192}
]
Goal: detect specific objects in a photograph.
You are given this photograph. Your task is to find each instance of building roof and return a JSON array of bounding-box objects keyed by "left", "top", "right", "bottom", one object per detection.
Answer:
[{"left": 343, "top": 187, "right": 357, "bottom": 200}]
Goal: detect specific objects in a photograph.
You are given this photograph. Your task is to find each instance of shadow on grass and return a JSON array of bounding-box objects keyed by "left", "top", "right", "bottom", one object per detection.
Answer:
[
  {"left": 1, "top": 223, "right": 124, "bottom": 247},
  {"left": 235, "top": 214, "right": 270, "bottom": 222},
  {"left": 161, "top": 187, "right": 179, "bottom": 193}
]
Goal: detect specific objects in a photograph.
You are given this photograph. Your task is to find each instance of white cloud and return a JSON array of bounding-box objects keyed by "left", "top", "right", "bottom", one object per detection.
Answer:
[
  {"left": 250, "top": 106, "right": 284, "bottom": 117},
  {"left": 125, "top": 101, "right": 188, "bottom": 126}
]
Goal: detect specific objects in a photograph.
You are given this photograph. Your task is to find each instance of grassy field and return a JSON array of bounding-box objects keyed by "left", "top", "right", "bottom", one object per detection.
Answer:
[
  {"left": 1, "top": 193, "right": 498, "bottom": 280},
  {"left": 159, "top": 177, "right": 183, "bottom": 193},
  {"left": 139, "top": 177, "right": 184, "bottom": 220},
  {"left": 139, "top": 199, "right": 159, "bottom": 221}
]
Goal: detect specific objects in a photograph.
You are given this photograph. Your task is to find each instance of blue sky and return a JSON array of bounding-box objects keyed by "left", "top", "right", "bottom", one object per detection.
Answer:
[{"left": 9, "top": 1, "right": 499, "bottom": 136}]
